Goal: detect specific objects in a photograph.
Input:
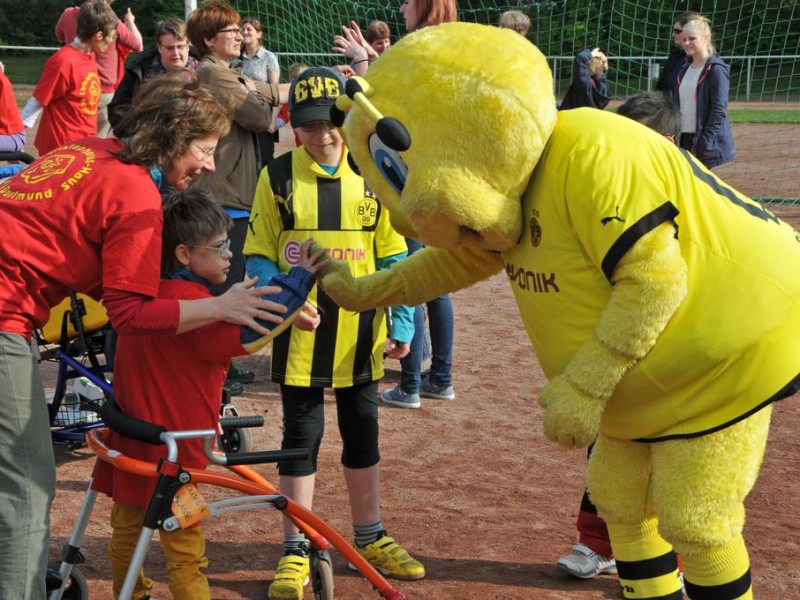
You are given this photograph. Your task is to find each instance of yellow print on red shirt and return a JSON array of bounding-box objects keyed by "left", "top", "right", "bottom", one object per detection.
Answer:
[
  {"left": 79, "top": 72, "right": 101, "bottom": 116},
  {"left": 0, "top": 145, "right": 95, "bottom": 200}
]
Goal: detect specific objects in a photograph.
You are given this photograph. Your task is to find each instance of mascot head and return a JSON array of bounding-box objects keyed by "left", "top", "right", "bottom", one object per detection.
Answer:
[{"left": 334, "top": 22, "right": 556, "bottom": 251}]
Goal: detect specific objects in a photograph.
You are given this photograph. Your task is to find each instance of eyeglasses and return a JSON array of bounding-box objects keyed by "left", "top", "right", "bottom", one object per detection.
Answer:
[
  {"left": 298, "top": 121, "right": 336, "bottom": 133},
  {"left": 673, "top": 28, "right": 683, "bottom": 34},
  {"left": 218, "top": 27, "right": 242, "bottom": 37},
  {"left": 191, "top": 142, "right": 217, "bottom": 161},
  {"left": 192, "top": 238, "right": 232, "bottom": 258},
  {"left": 159, "top": 42, "right": 189, "bottom": 52}
]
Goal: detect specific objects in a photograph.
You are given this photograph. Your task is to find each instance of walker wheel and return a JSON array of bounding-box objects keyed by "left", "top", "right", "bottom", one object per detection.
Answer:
[
  {"left": 217, "top": 427, "right": 252, "bottom": 454},
  {"left": 311, "top": 549, "right": 334, "bottom": 600},
  {"left": 46, "top": 562, "right": 89, "bottom": 599}
]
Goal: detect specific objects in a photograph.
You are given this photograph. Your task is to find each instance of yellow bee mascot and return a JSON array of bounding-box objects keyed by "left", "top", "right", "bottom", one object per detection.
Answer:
[{"left": 320, "top": 22, "right": 800, "bottom": 599}]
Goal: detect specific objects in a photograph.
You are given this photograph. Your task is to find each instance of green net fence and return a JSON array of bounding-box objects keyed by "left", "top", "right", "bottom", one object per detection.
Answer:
[{"left": 234, "top": 0, "right": 798, "bottom": 203}]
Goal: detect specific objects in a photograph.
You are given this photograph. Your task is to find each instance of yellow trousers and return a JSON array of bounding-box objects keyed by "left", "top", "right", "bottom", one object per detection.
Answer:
[{"left": 109, "top": 502, "right": 210, "bottom": 600}]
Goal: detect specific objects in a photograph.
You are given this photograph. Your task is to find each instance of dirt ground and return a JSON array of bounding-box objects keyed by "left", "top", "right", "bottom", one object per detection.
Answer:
[
  {"left": 46, "top": 263, "right": 800, "bottom": 599},
  {"left": 18, "top": 88, "right": 799, "bottom": 598}
]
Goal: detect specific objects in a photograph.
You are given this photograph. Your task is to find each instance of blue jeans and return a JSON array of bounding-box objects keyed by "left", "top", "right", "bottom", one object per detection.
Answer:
[{"left": 399, "top": 239, "right": 454, "bottom": 393}]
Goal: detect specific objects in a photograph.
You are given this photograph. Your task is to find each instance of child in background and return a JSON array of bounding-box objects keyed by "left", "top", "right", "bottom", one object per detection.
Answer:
[
  {"left": 497, "top": 10, "right": 531, "bottom": 36},
  {"left": 91, "top": 189, "right": 327, "bottom": 600},
  {"left": 244, "top": 66, "right": 420, "bottom": 600},
  {"left": 365, "top": 20, "right": 392, "bottom": 55},
  {"left": 275, "top": 62, "right": 308, "bottom": 148},
  {"left": 557, "top": 91, "right": 682, "bottom": 580},
  {"left": 21, "top": 0, "right": 118, "bottom": 155}
]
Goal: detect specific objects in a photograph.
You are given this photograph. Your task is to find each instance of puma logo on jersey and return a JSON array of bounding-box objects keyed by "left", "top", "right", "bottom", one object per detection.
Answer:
[{"left": 601, "top": 206, "right": 625, "bottom": 226}]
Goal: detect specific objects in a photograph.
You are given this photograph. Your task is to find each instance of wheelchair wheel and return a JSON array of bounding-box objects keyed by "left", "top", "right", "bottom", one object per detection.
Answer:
[
  {"left": 46, "top": 562, "right": 89, "bottom": 600},
  {"left": 311, "top": 550, "right": 334, "bottom": 600},
  {"left": 217, "top": 427, "right": 252, "bottom": 454}
]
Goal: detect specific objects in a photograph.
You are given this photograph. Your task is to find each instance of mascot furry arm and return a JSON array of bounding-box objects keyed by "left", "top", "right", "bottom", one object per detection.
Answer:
[
  {"left": 318, "top": 22, "right": 687, "bottom": 447},
  {"left": 538, "top": 223, "right": 686, "bottom": 446}
]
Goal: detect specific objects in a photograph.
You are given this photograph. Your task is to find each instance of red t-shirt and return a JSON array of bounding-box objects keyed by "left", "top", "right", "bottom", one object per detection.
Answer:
[
  {"left": 33, "top": 45, "right": 101, "bottom": 155},
  {"left": 0, "top": 137, "right": 163, "bottom": 336},
  {"left": 91, "top": 279, "right": 246, "bottom": 508},
  {"left": 0, "top": 70, "right": 23, "bottom": 135}
]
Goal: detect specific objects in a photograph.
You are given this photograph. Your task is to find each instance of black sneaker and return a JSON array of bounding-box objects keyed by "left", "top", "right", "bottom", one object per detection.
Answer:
[{"left": 227, "top": 363, "right": 255, "bottom": 384}]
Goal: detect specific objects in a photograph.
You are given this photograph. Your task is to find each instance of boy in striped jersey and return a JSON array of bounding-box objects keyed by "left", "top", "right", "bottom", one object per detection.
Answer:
[{"left": 244, "top": 66, "right": 422, "bottom": 600}]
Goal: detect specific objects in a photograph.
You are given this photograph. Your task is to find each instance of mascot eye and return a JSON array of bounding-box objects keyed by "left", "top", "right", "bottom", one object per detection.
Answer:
[{"left": 369, "top": 133, "right": 408, "bottom": 194}]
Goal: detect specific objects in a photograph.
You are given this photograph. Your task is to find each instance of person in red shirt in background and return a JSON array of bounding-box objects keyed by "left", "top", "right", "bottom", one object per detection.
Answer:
[
  {"left": 0, "top": 65, "right": 25, "bottom": 152},
  {"left": 21, "top": 0, "right": 118, "bottom": 156},
  {"left": 55, "top": 0, "right": 143, "bottom": 137},
  {"left": 275, "top": 62, "right": 307, "bottom": 148}
]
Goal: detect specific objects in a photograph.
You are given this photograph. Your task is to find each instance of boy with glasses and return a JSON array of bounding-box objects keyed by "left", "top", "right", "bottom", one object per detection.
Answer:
[{"left": 92, "top": 188, "right": 326, "bottom": 600}]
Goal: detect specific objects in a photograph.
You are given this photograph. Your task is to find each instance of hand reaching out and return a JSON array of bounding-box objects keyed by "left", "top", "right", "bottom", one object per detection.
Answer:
[
  {"left": 333, "top": 20, "right": 378, "bottom": 75},
  {"left": 296, "top": 238, "right": 330, "bottom": 275}
]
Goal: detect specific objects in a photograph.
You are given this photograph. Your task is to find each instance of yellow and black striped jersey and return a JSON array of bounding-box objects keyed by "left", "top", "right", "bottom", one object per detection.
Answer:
[
  {"left": 244, "top": 146, "right": 407, "bottom": 388},
  {"left": 504, "top": 108, "right": 800, "bottom": 440}
]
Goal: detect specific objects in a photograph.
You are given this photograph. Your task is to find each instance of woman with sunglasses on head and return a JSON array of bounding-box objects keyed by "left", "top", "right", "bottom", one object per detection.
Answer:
[
  {"left": 0, "top": 72, "right": 290, "bottom": 600},
  {"left": 655, "top": 11, "right": 700, "bottom": 94},
  {"left": 108, "top": 17, "right": 201, "bottom": 133}
]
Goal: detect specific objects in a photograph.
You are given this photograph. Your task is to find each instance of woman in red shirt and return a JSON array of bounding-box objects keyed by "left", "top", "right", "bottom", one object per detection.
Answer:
[{"left": 0, "top": 72, "right": 290, "bottom": 599}]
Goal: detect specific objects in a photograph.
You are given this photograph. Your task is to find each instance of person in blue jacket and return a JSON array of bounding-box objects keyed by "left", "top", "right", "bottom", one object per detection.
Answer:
[
  {"left": 559, "top": 47, "right": 609, "bottom": 111},
  {"left": 671, "top": 15, "right": 735, "bottom": 169}
]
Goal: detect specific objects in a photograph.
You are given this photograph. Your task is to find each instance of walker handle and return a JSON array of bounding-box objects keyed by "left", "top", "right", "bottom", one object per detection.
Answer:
[
  {"left": 224, "top": 448, "right": 309, "bottom": 467},
  {"left": 219, "top": 415, "right": 265, "bottom": 430},
  {"left": 100, "top": 396, "right": 166, "bottom": 446}
]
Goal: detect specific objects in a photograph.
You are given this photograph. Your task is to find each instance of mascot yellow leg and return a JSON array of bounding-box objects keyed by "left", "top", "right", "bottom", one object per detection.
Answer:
[
  {"left": 588, "top": 436, "right": 682, "bottom": 599},
  {"left": 589, "top": 406, "right": 772, "bottom": 600}
]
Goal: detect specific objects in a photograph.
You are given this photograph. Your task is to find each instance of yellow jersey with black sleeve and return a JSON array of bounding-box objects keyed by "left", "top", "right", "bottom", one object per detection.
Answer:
[
  {"left": 504, "top": 108, "right": 800, "bottom": 441},
  {"left": 244, "top": 146, "right": 407, "bottom": 388}
]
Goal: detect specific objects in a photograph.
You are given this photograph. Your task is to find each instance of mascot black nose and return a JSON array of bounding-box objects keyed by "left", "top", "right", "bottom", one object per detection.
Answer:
[{"left": 376, "top": 117, "right": 411, "bottom": 152}]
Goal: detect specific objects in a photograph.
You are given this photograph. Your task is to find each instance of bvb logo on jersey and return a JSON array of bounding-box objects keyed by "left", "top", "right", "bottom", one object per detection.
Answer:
[
  {"left": 530, "top": 215, "right": 542, "bottom": 247},
  {"left": 354, "top": 198, "right": 379, "bottom": 227}
]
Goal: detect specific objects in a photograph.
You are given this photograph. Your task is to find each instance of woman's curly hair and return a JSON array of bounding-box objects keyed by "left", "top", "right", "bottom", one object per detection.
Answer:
[{"left": 113, "top": 72, "right": 233, "bottom": 171}]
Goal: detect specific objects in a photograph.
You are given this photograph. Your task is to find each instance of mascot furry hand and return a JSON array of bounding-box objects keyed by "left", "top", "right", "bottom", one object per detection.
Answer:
[{"left": 320, "top": 22, "right": 800, "bottom": 599}]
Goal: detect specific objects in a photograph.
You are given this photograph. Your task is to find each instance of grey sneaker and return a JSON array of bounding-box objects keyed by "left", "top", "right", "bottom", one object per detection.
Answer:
[
  {"left": 557, "top": 543, "right": 616, "bottom": 579},
  {"left": 419, "top": 379, "right": 455, "bottom": 400},
  {"left": 381, "top": 385, "right": 421, "bottom": 409}
]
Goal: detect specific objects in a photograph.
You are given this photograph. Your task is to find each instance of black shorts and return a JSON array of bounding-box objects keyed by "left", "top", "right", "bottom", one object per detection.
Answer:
[{"left": 277, "top": 381, "right": 380, "bottom": 476}]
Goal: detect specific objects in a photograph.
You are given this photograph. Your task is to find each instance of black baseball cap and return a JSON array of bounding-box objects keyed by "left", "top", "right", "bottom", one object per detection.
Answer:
[{"left": 288, "top": 66, "right": 345, "bottom": 128}]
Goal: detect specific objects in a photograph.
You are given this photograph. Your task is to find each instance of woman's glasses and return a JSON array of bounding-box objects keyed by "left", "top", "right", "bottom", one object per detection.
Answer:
[
  {"left": 218, "top": 27, "right": 242, "bottom": 37},
  {"left": 191, "top": 142, "right": 217, "bottom": 162}
]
